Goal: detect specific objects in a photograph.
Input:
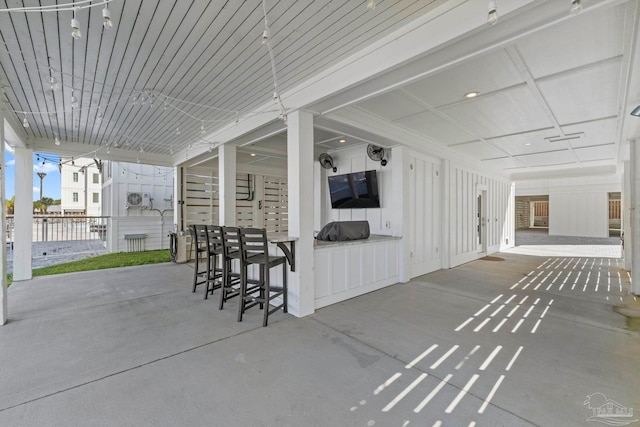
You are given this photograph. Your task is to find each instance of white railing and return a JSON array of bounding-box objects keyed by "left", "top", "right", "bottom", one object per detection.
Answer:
[{"left": 5, "top": 215, "right": 109, "bottom": 244}]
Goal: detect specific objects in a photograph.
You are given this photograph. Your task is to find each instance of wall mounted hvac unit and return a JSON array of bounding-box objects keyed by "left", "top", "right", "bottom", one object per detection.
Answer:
[{"left": 126, "top": 192, "right": 151, "bottom": 208}]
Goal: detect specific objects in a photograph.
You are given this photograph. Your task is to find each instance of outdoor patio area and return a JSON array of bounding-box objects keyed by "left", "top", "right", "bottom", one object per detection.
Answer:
[{"left": 1, "top": 249, "right": 638, "bottom": 426}]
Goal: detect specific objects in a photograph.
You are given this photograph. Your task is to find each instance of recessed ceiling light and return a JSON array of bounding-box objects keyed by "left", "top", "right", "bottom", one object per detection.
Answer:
[
  {"left": 339, "top": 138, "right": 346, "bottom": 143},
  {"left": 464, "top": 92, "right": 479, "bottom": 99},
  {"left": 524, "top": 142, "right": 532, "bottom": 146},
  {"left": 250, "top": 153, "right": 256, "bottom": 157}
]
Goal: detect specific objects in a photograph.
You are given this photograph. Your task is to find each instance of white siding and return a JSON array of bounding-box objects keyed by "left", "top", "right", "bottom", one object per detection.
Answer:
[
  {"left": 549, "top": 192, "right": 608, "bottom": 238},
  {"left": 448, "top": 163, "right": 514, "bottom": 267}
]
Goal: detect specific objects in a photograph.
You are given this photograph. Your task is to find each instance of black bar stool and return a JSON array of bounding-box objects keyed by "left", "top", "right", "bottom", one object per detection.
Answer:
[
  {"left": 237, "top": 227, "right": 288, "bottom": 327},
  {"left": 203, "top": 225, "right": 223, "bottom": 299},
  {"left": 219, "top": 226, "right": 243, "bottom": 309},
  {"left": 189, "top": 224, "right": 209, "bottom": 293}
]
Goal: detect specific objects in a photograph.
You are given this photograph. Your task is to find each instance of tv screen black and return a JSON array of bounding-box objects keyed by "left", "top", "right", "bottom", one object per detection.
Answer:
[{"left": 328, "top": 170, "right": 380, "bottom": 209}]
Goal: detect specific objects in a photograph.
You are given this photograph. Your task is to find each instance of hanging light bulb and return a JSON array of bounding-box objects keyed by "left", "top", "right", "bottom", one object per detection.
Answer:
[
  {"left": 487, "top": 1, "right": 498, "bottom": 25},
  {"left": 208, "top": 144, "right": 213, "bottom": 153},
  {"left": 176, "top": 127, "right": 181, "bottom": 135},
  {"left": 102, "top": 6, "right": 113, "bottom": 29},
  {"left": 50, "top": 76, "right": 59, "bottom": 91},
  {"left": 140, "top": 146, "right": 144, "bottom": 153},
  {"left": 570, "top": 0, "right": 582, "bottom": 14},
  {"left": 201, "top": 122, "right": 206, "bottom": 134},
  {"left": 106, "top": 146, "right": 111, "bottom": 154},
  {"left": 54, "top": 134, "right": 61, "bottom": 146},
  {"left": 367, "top": 0, "right": 376, "bottom": 10},
  {"left": 273, "top": 91, "right": 279, "bottom": 103},
  {"left": 169, "top": 146, "right": 174, "bottom": 155},
  {"left": 22, "top": 114, "right": 29, "bottom": 128},
  {"left": 71, "top": 94, "right": 79, "bottom": 109},
  {"left": 132, "top": 94, "right": 139, "bottom": 106},
  {"left": 71, "top": 10, "right": 81, "bottom": 39},
  {"left": 97, "top": 110, "right": 103, "bottom": 121},
  {"left": 136, "top": 158, "right": 140, "bottom": 164},
  {"left": 262, "top": 29, "right": 269, "bottom": 45}
]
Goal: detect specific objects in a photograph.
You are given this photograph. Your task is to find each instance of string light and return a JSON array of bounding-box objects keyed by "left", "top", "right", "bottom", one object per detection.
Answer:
[
  {"left": 22, "top": 113, "right": 29, "bottom": 128},
  {"left": 102, "top": 5, "right": 113, "bottom": 28},
  {"left": 570, "top": 0, "right": 582, "bottom": 14},
  {"left": 71, "top": 9, "right": 81, "bottom": 39},
  {"left": 54, "top": 134, "right": 61, "bottom": 145},
  {"left": 488, "top": 1, "right": 498, "bottom": 25},
  {"left": 50, "top": 75, "right": 59, "bottom": 91},
  {"left": 71, "top": 94, "right": 79, "bottom": 109},
  {"left": 201, "top": 122, "right": 206, "bottom": 134},
  {"left": 367, "top": 0, "right": 376, "bottom": 10},
  {"left": 261, "top": 29, "right": 269, "bottom": 45},
  {"left": 176, "top": 127, "right": 181, "bottom": 135}
]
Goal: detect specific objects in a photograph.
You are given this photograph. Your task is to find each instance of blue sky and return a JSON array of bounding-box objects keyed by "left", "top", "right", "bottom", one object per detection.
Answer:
[{"left": 4, "top": 147, "right": 61, "bottom": 201}]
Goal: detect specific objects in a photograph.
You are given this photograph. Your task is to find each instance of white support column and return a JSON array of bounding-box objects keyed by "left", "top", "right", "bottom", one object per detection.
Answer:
[
  {"left": 631, "top": 141, "right": 640, "bottom": 295},
  {"left": 441, "top": 159, "right": 451, "bottom": 269},
  {"left": 391, "top": 145, "right": 411, "bottom": 282},
  {"left": 219, "top": 144, "right": 236, "bottom": 226},
  {"left": 1, "top": 115, "right": 7, "bottom": 325},
  {"left": 13, "top": 147, "right": 33, "bottom": 281},
  {"left": 623, "top": 161, "right": 632, "bottom": 271},
  {"left": 287, "top": 110, "right": 315, "bottom": 317}
]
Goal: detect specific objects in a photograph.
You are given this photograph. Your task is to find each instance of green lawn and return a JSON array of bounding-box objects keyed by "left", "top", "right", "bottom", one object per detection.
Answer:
[{"left": 7, "top": 250, "right": 171, "bottom": 286}]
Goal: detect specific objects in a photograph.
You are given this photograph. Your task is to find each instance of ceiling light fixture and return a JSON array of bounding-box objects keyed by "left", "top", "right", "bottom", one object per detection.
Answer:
[
  {"left": 631, "top": 105, "right": 640, "bottom": 116},
  {"left": 71, "top": 9, "right": 81, "bottom": 39},
  {"left": 339, "top": 138, "right": 346, "bottom": 143},
  {"left": 570, "top": 0, "right": 582, "bottom": 14},
  {"left": 488, "top": 1, "right": 498, "bottom": 25},
  {"left": 464, "top": 91, "right": 479, "bottom": 99},
  {"left": 176, "top": 127, "right": 181, "bottom": 135},
  {"left": 367, "top": 0, "right": 376, "bottom": 10},
  {"left": 250, "top": 153, "right": 256, "bottom": 157},
  {"left": 201, "top": 122, "right": 206, "bottom": 134},
  {"left": 524, "top": 142, "right": 532, "bottom": 146},
  {"left": 71, "top": 94, "right": 79, "bottom": 109},
  {"left": 22, "top": 114, "right": 29, "bottom": 128},
  {"left": 50, "top": 76, "right": 59, "bottom": 91},
  {"left": 54, "top": 134, "right": 60, "bottom": 146},
  {"left": 261, "top": 29, "right": 269, "bottom": 45},
  {"left": 102, "top": 6, "right": 113, "bottom": 29}
]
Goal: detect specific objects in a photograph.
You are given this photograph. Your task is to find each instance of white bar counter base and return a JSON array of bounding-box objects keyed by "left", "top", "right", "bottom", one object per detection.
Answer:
[{"left": 314, "top": 234, "right": 401, "bottom": 309}]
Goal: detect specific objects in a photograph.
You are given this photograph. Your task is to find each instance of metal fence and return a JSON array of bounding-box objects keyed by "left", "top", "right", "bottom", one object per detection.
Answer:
[{"left": 6, "top": 216, "right": 109, "bottom": 245}]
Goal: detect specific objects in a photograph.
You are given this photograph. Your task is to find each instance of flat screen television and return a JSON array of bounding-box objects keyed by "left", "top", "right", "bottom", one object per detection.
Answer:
[{"left": 328, "top": 170, "right": 380, "bottom": 209}]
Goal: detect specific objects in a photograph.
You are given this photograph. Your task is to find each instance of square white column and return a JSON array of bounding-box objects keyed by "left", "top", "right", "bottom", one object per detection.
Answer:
[
  {"left": 0, "top": 116, "right": 7, "bottom": 324},
  {"left": 287, "top": 110, "right": 315, "bottom": 317},
  {"left": 13, "top": 147, "right": 33, "bottom": 282},
  {"left": 623, "top": 161, "right": 632, "bottom": 271},
  {"left": 631, "top": 141, "right": 640, "bottom": 295},
  {"left": 219, "top": 144, "right": 236, "bottom": 226}
]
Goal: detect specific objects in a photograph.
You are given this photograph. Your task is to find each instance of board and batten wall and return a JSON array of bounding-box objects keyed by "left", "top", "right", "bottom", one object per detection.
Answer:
[
  {"left": 320, "top": 146, "right": 393, "bottom": 235},
  {"left": 447, "top": 161, "right": 514, "bottom": 268},
  {"left": 516, "top": 175, "right": 621, "bottom": 238}
]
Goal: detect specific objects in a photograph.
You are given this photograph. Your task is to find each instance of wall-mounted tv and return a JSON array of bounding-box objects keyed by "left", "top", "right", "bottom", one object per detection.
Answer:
[{"left": 328, "top": 170, "right": 380, "bottom": 209}]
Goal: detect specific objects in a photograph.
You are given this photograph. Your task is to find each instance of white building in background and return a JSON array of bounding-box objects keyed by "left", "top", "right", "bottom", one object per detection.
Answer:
[
  {"left": 100, "top": 160, "right": 174, "bottom": 253},
  {"left": 60, "top": 157, "right": 102, "bottom": 216}
]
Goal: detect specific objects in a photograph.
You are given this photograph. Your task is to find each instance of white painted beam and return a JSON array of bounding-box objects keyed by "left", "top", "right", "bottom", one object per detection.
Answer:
[
  {"left": 219, "top": 145, "right": 237, "bottom": 226},
  {"left": 13, "top": 147, "right": 33, "bottom": 281},
  {"left": 287, "top": 110, "right": 315, "bottom": 317}
]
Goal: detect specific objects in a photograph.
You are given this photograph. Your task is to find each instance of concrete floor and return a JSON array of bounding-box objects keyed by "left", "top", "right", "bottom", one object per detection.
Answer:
[{"left": 1, "top": 249, "right": 638, "bottom": 426}]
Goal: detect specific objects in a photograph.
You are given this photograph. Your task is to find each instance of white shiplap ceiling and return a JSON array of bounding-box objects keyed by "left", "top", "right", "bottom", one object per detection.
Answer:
[
  {"left": 2, "top": 0, "right": 639, "bottom": 182},
  {"left": 0, "top": 0, "right": 446, "bottom": 161}
]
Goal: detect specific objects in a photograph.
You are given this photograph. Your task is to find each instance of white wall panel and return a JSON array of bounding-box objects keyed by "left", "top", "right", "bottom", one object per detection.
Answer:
[
  {"left": 407, "top": 150, "right": 442, "bottom": 278},
  {"left": 323, "top": 145, "right": 392, "bottom": 235},
  {"left": 449, "top": 163, "right": 514, "bottom": 267},
  {"left": 549, "top": 192, "right": 608, "bottom": 238},
  {"left": 314, "top": 239, "right": 399, "bottom": 309}
]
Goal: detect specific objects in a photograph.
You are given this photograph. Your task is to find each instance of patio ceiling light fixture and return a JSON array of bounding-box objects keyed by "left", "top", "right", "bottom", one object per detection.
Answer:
[
  {"left": 631, "top": 105, "right": 640, "bottom": 117},
  {"left": 570, "top": 0, "right": 582, "bottom": 14}
]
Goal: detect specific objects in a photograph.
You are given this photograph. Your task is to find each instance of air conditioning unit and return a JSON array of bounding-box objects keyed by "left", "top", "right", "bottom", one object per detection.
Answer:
[{"left": 126, "top": 192, "right": 151, "bottom": 208}]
